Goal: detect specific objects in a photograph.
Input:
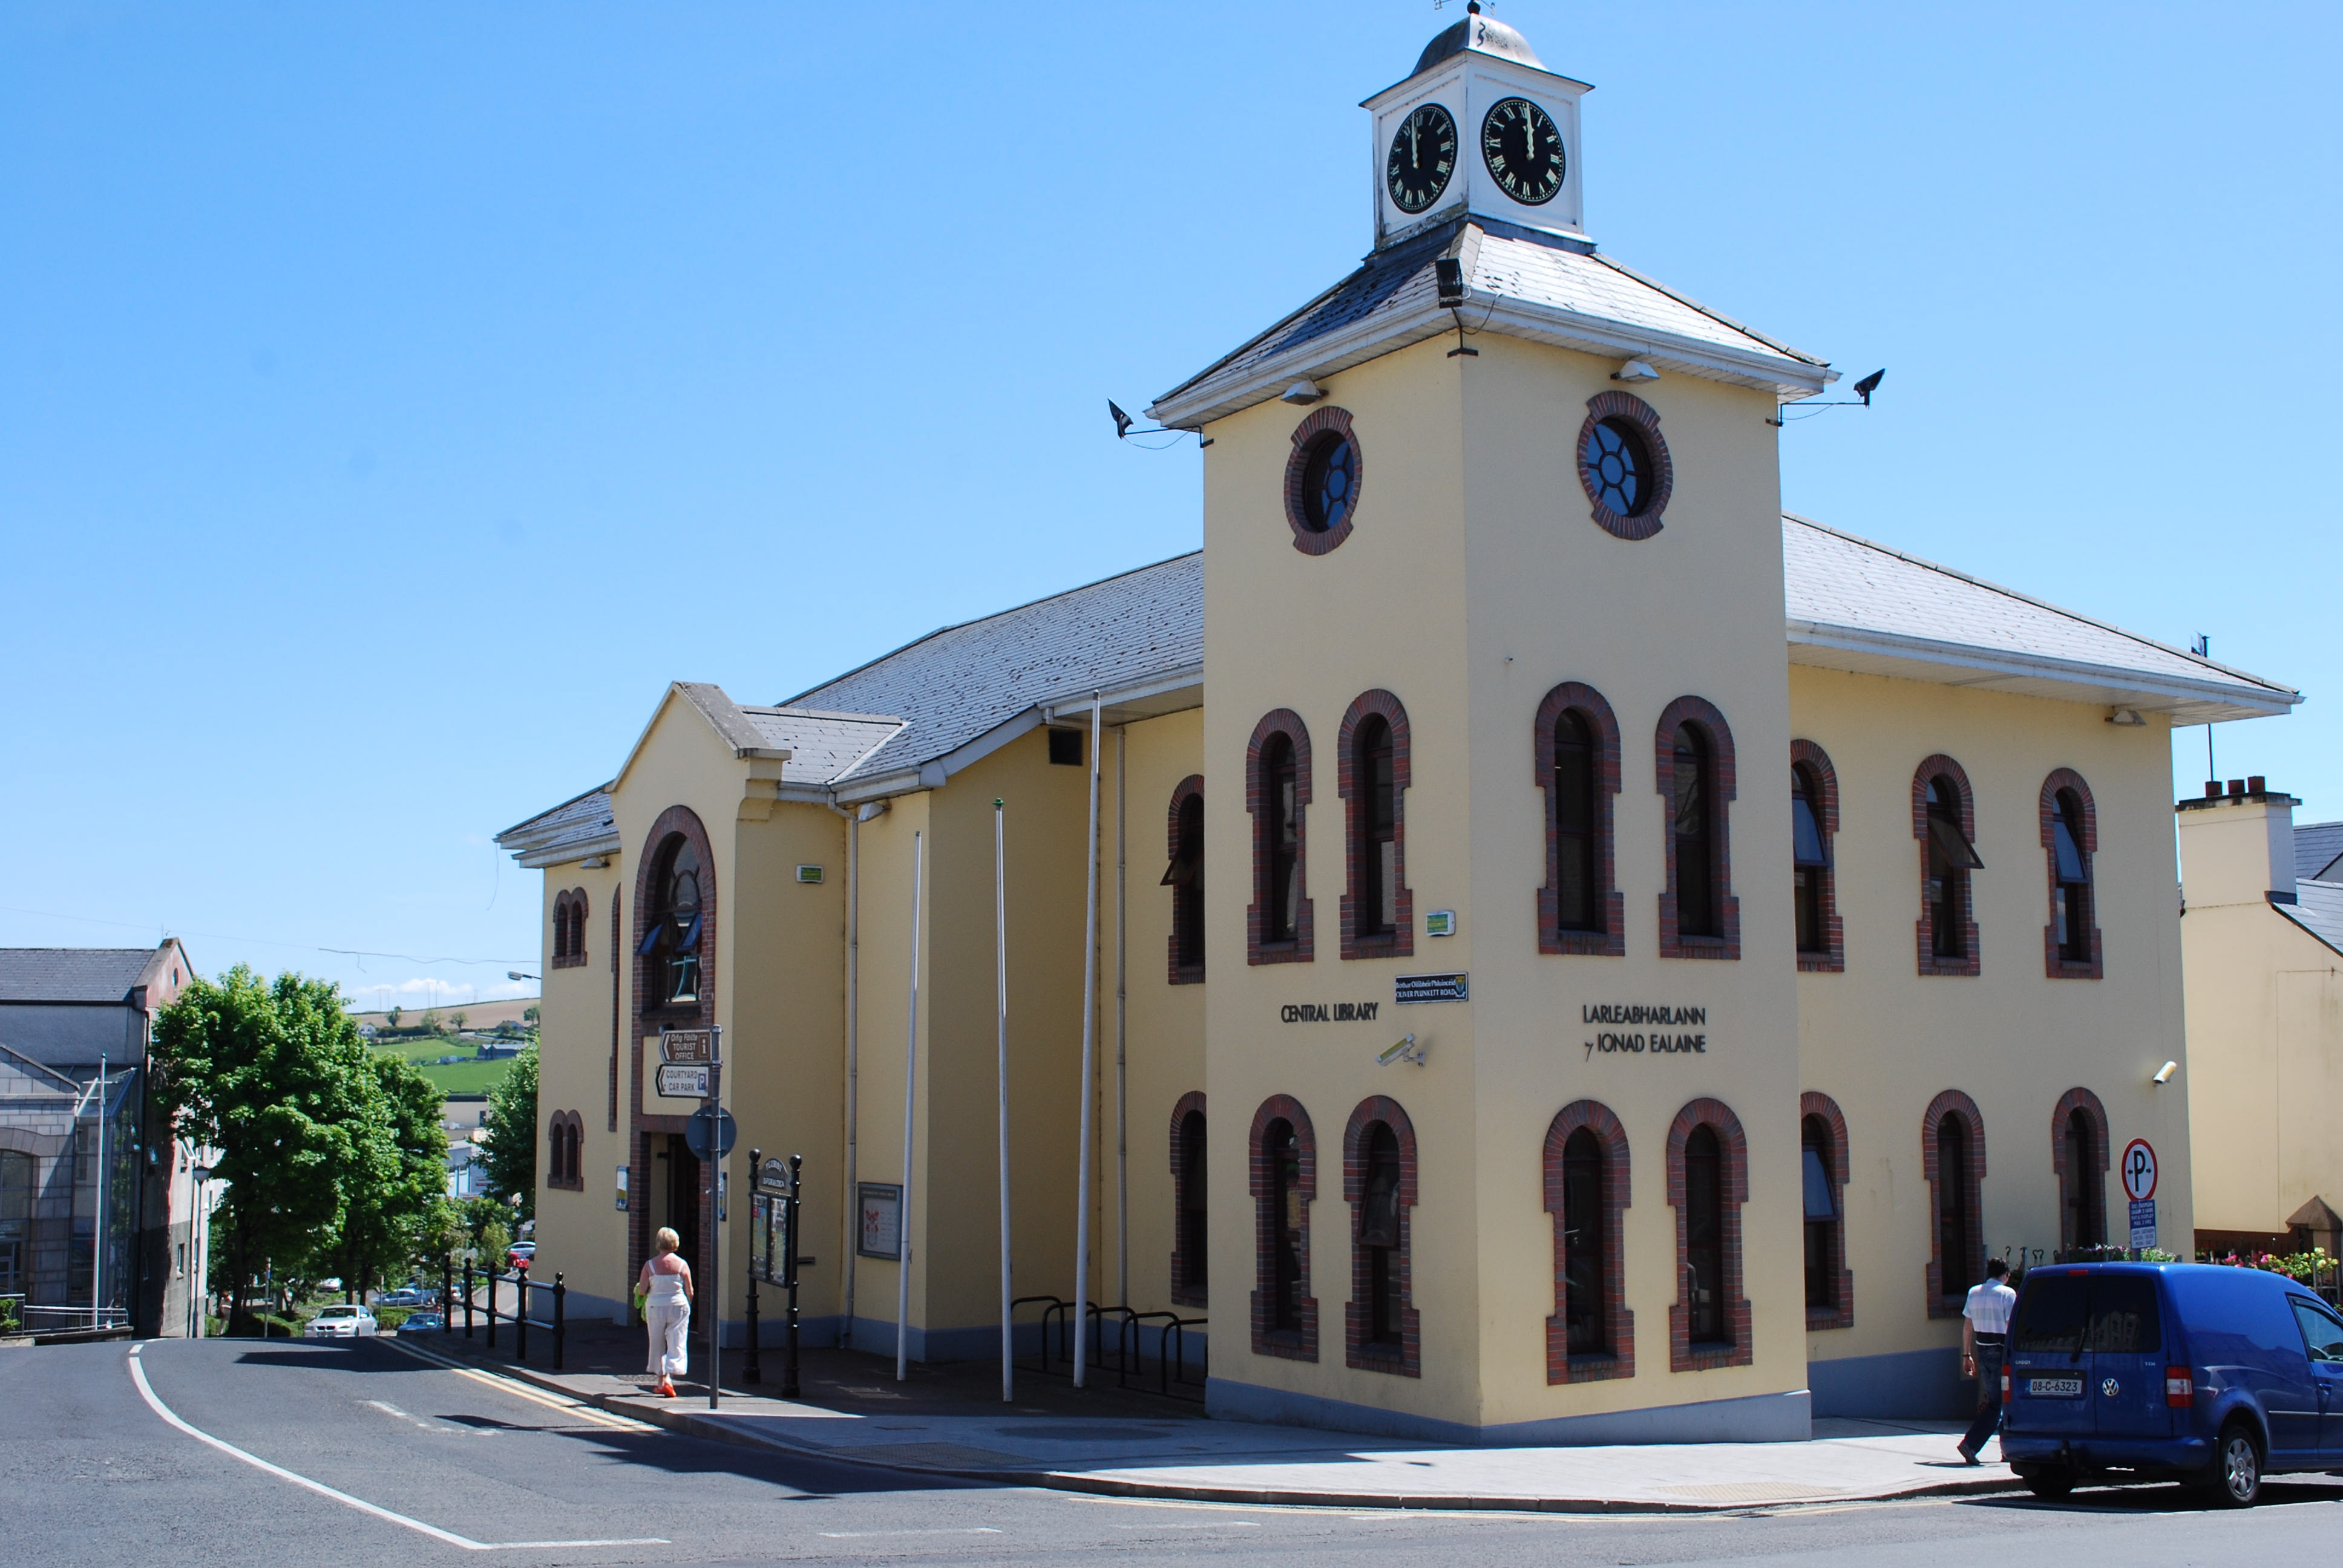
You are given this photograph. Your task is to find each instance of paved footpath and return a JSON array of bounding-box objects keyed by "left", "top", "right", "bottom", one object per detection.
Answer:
[{"left": 395, "top": 1316, "right": 2019, "bottom": 1513}]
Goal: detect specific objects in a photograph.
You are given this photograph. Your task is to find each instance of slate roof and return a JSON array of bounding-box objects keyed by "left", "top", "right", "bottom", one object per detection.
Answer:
[
  {"left": 2295, "top": 822, "right": 2343, "bottom": 886},
  {"left": 0, "top": 949, "right": 159, "bottom": 1005},
  {"left": 736, "top": 708, "right": 905, "bottom": 785},
  {"left": 2279, "top": 879, "right": 2343, "bottom": 958},
  {"left": 1149, "top": 218, "right": 1828, "bottom": 428},
  {"left": 781, "top": 552, "right": 1204, "bottom": 785},
  {"left": 496, "top": 783, "right": 618, "bottom": 868},
  {"left": 1784, "top": 515, "right": 2295, "bottom": 723}
]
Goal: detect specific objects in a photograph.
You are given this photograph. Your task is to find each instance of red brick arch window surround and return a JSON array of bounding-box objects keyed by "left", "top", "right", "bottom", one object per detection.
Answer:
[
  {"left": 1248, "top": 1094, "right": 1319, "bottom": 1362},
  {"left": 1800, "top": 1091, "right": 1854, "bottom": 1330},
  {"left": 1655, "top": 697, "right": 1741, "bottom": 961},
  {"left": 629, "top": 804, "right": 716, "bottom": 1299},
  {"left": 2039, "top": 769, "right": 2104, "bottom": 980},
  {"left": 546, "top": 1109, "right": 585, "bottom": 1191},
  {"left": 1576, "top": 390, "right": 1675, "bottom": 541},
  {"left": 552, "top": 891, "right": 569, "bottom": 967},
  {"left": 1534, "top": 682, "right": 1625, "bottom": 957},
  {"left": 1246, "top": 710, "right": 1315, "bottom": 965},
  {"left": 1168, "top": 1091, "right": 1208, "bottom": 1307},
  {"left": 2050, "top": 1086, "right": 2110, "bottom": 1255},
  {"left": 1921, "top": 1089, "right": 1987, "bottom": 1318},
  {"left": 1791, "top": 741, "right": 1845, "bottom": 973},
  {"left": 1666, "top": 1098, "right": 1752, "bottom": 1371},
  {"left": 1338, "top": 690, "right": 1414, "bottom": 961},
  {"left": 1166, "top": 776, "right": 1206, "bottom": 985},
  {"left": 1543, "top": 1099, "right": 1634, "bottom": 1383},
  {"left": 1283, "top": 406, "right": 1362, "bottom": 556},
  {"left": 1343, "top": 1095, "right": 1420, "bottom": 1377},
  {"left": 1912, "top": 756, "right": 1981, "bottom": 977},
  {"left": 552, "top": 888, "right": 589, "bottom": 968}
]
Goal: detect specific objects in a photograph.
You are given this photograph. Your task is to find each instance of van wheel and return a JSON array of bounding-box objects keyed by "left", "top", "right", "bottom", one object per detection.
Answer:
[
  {"left": 2025, "top": 1468, "right": 2076, "bottom": 1501},
  {"left": 2206, "top": 1421, "right": 2262, "bottom": 1508}
]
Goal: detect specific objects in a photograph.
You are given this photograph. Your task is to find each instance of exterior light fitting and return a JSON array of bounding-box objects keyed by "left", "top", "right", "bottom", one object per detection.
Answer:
[
  {"left": 580, "top": 855, "right": 609, "bottom": 869},
  {"left": 1280, "top": 379, "right": 1325, "bottom": 405},
  {"left": 1612, "top": 359, "right": 1660, "bottom": 383},
  {"left": 1435, "top": 256, "right": 1468, "bottom": 309},
  {"left": 2107, "top": 709, "right": 2146, "bottom": 727},
  {"left": 2153, "top": 1060, "right": 2179, "bottom": 1085}
]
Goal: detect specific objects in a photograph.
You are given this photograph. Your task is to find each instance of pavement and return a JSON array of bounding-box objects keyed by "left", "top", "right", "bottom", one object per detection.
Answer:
[{"left": 393, "top": 1313, "right": 2026, "bottom": 1513}]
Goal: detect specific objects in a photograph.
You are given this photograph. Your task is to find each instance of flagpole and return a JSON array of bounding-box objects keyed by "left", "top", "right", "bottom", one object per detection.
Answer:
[
  {"left": 1073, "top": 695, "right": 1102, "bottom": 1387},
  {"left": 995, "top": 799, "right": 1014, "bottom": 1401},
  {"left": 897, "top": 828, "right": 923, "bottom": 1382}
]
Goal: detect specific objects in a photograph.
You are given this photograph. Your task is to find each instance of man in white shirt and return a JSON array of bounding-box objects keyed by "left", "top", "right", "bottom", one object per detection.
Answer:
[{"left": 1958, "top": 1258, "right": 2018, "bottom": 1464}]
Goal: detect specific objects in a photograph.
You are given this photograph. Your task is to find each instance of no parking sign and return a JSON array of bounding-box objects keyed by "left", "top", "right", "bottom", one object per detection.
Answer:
[{"left": 2122, "top": 1138, "right": 2158, "bottom": 1249}]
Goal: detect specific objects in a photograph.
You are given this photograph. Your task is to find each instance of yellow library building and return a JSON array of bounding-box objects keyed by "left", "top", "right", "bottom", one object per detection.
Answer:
[{"left": 499, "top": 11, "right": 2298, "bottom": 1442}]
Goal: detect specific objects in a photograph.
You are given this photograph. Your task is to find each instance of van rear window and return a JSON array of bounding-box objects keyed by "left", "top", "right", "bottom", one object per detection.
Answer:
[
  {"left": 2086, "top": 1276, "right": 2162, "bottom": 1354},
  {"left": 2014, "top": 1275, "right": 2088, "bottom": 1353}
]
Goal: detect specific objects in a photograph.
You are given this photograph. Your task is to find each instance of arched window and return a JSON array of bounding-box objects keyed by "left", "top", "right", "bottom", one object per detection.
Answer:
[
  {"left": 1667, "top": 1098, "right": 1751, "bottom": 1370},
  {"left": 1922, "top": 1089, "right": 1987, "bottom": 1316},
  {"left": 1245, "top": 712, "right": 1313, "bottom": 964},
  {"left": 2053, "top": 1088, "right": 2109, "bottom": 1256},
  {"left": 1791, "top": 742, "right": 1843, "bottom": 971},
  {"left": 1535, "top": 684, "right": 1622, "bottom": 956},
  {"left": 566, "top": 889, "right": 588, "bottom": 962},
  {"left": 0, "top": 1149, "right": 31, "bottom": 1295},
  {"left": 1913, "top": 758, "right": 1981, "bottom": 975},
  {"left": 1656, "top": 699, "right": 1740, "bottom": 959},
  {"left": 1344, "top": 1097, "right": 1418, "bottom": 1376},
  {"left": 640, "top": 835, "right": 704, "bottom": 1007},
  {"left": 2040, "top": 771, "right": 2102, "bottom": 979},
  {"left": 1164, "top": 779, "right": 1205, "bottom": 983},
  {"left": 552, "top": 894, "right": 572, "bottom": 968},
  {"left": 545, "top": 1112, "right": 583, "bottom": 1190},
  {"left": 1544, "top": 1100, "right": 1632, "bottom": 1382},
  {"left": 1170, "top": 1094, "right": 1207, "bottom": 1306},
  {"left": 1248, "top": 1096, "right": 1317, "bottom": 1360},
  {"left": 1800, "top": 1093, "right": 1853, "bottom": 1328},
  {"left": 1339, "top": 692, "right": 1412, "bottom": 958}
]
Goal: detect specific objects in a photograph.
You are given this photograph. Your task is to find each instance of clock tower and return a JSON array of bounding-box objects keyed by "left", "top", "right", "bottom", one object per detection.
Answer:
[{"left": 1365, "top": 3, "right": 1590, "bottom": 249}]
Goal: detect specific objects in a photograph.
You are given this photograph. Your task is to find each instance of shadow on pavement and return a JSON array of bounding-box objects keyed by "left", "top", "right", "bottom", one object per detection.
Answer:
[{"left": 1962, "top": 1478, "right": 2343, "bottom": 1514}]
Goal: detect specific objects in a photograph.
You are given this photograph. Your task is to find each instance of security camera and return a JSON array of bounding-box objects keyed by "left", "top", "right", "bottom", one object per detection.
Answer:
[
  {"left": 2152, "top": 1060, "right": 2178, "bottom": 1086},
  {"left": 1377, "top": 1034, "right": 1425, "bottom": 1068}
]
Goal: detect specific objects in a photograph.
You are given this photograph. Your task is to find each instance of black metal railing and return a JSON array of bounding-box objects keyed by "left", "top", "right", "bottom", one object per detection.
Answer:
[{"left": 445, "top": 1256, "right": 566, "bottom": 1370}]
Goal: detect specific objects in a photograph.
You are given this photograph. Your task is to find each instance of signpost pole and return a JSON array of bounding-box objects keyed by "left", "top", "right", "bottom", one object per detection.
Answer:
[
  {"left": 784, "top": 1152, "right": 802, "bottom": 1399},
  {"left": 743, "top": 1145, "right": 762, "bottom": 1386},
  {"left": 707, "top": 1031, "right": 723, "bottom": 1413}
]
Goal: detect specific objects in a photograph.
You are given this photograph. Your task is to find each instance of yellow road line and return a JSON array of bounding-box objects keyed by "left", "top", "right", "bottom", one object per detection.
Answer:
[{"left": 381, "top": 1339, "right": 647, "bottom": 1431}]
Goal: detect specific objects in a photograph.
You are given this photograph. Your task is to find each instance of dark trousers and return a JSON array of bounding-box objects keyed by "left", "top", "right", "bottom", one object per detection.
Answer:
[{"left": 1960, "top": 1338, "right": 2006, "bottom": 1456}]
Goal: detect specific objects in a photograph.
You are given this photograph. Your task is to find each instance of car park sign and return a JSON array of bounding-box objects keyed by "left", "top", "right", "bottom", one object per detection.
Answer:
[{"left": 2122, "top": 1138, "right": 2158, "bottom": 1249}]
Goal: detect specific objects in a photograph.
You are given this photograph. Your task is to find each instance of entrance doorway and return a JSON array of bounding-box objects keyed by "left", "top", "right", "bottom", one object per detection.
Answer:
[{"left": 652, "top": 1133, "right": 702, "bottom": 1272}]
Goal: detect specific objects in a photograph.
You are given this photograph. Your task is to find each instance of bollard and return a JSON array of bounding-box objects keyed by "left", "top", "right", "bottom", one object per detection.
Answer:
[
  {"left": 553, "top": 1272, "right": 565, "bottom": 1372},
  {"left": 486, "top": 1268, "right": 497, "bottom": 1350},
  {"left": 516, "top": 1264, "right": 528, "bottom": 1362},
  {"left": 463, "top": 1260, "right": 475, "bottom": 1339},
  {"left": 442, "top": 1256, "right": 454, "bottom": 1336}
]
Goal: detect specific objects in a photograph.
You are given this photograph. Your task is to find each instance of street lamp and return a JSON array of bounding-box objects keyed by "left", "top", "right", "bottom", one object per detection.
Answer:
[{"left": 189, "top": 1163, "right": 214, "bottom": 1338}]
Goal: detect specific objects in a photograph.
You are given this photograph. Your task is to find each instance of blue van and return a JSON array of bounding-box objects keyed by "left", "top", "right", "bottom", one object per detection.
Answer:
[{"left": 1999, "top": 1261, "right": 2343, "bottom": 1504}]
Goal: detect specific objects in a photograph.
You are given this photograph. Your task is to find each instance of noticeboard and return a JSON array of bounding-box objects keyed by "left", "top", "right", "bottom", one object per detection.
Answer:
[{"left": 857, "top": 1183, "right": 903, "bottom": 1259}]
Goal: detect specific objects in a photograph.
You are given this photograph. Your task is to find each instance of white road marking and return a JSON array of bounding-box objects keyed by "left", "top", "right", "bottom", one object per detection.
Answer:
[
  {"left": 381, "top": 1338, "right": 646, "bottom": 1430},
  {"left": 126, "top": 1349, "right": 667, "bottom": 1551},
  {"left": 818, "top": 1527, "right": 1006, "bottom": 1538},
  {"left": 1111, "top": 1520, "right": 1262, "bottom": 1529},
  {"left": 364, "top": 1399, "right": 458, "bottom": 1432}
]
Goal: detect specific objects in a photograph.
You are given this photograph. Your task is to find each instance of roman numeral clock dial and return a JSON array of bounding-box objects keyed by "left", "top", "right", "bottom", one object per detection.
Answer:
[
  {"left": 1481, "top": 96, "right": 1565, "bottom": 206},
  {"left": 1385, "top": 103, "right": 1458, "bottom": 215}
]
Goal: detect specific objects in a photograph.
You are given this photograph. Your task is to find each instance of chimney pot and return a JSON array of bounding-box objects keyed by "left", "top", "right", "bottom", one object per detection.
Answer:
[
  {"left": 2229, "top": 779, "right": 2246, "bottom": 797},
  {"left": 2248, "top": 775, "right": 2267, "bottom": 794},
  {"left": 2205, "top": 781, "right": 2223, "bottom": 799}
]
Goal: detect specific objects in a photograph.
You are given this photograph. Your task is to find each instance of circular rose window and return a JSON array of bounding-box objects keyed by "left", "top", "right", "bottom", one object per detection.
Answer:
[
  {"left": 1283, "top": 407, "right": 1363, "bottom": 555},
  {"left": 1575, "top": 391, "right": 1673, "bottom": 541}
]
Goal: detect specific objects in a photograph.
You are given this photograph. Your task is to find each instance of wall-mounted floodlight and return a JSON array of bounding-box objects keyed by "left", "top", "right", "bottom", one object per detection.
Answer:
[
  {"left": 856, "top": 800, "right": 890, "bottom": 823},
  {"left": 1280, "top": 379, "right": 1325, "bottom": 405},
  {"left": 1612, "top": 359, "right": 1659, "bottom": 383},
  {"left": 1435, "top": 256, "right": 1467, "bottom": 309},
  {"left": 580, "top": 855, "right": 609, "bottom": 869},
  {"left": 2153, "top": 1060, "right": 2179, "bottom": 1085},
  {"left": 1377, "top": 1033, "right": 1426, "bottom": 1067},
  {"left": 2107, "top": 709, "right": 2146, "bottom": 727},
  {"left": 1853, "top": 368, "right": 1886, "bottom": 405}
]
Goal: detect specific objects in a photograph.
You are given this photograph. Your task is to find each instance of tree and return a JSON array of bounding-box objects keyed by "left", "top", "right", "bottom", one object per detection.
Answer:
[
  {"left": 327, "top": 1051, "right": 449, "bottom": 1301},
  {"left": 386, "top": 1005, "right": 404, "bottom": 1030},
  {"left": 450, "top": 1011, "right": 467, "bottom": 1034},
  {"left": 522, "top": 1004, "right": 540, "bottom": 1026},
  {"left": 421, "top": 1009, "right": 444, "bottom": 1037},
  {"left": 477, "top": 1041, "right": 539, "bottom": 1224}
]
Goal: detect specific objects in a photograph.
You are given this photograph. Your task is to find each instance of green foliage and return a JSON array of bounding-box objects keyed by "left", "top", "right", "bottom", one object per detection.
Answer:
[
  {"left": 2200, "top": 1246, "right": 2334, "bottom": 1281},
  {"left": 385, "top": 1006, "right": 403, "bottom": 1029},
  {"left": 421, "top": 1009, "right": 444, "bottom": 1036},
  {"left": 477, "top": 1041, "right": 539, "bottom": 1224},
  {"left": 0, "top": 1297, "right": 19, "bottom": 1333},
  {"left": 151, "top": 965, "right": 449, "bottom": 1335}
]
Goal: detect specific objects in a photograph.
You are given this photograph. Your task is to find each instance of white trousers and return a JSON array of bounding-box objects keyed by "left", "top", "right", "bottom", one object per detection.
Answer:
[{"left": 646, "top": 1298, "right": 690, "bottom": 1378}]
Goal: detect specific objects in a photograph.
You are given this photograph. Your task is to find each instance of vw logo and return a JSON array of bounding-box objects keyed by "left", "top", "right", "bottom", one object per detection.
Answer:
[{"left": 2101, "top": 1378, "right": 2121, "bottom": 1399}]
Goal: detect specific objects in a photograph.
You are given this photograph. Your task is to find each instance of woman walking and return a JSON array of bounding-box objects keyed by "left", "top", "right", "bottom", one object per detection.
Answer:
[{"left": 638, "top": 1227, "right": 693, "bottom": 1397}]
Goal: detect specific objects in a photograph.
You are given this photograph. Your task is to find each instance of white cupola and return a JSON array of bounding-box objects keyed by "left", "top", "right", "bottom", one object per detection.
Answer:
[{"left": 1363, "top": 4, "right": 1591, "bottom": 250}]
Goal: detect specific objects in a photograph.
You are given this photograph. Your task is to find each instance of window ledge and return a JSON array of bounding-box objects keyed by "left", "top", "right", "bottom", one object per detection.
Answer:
[{"left": 1564, "top": 1351, "right": 1633, "bottom": 1383}]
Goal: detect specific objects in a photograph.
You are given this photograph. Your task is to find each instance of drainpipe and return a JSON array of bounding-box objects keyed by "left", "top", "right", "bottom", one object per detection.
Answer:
[{"left": 1115, "top": 724, "right": 1128, "bottom": 1310}]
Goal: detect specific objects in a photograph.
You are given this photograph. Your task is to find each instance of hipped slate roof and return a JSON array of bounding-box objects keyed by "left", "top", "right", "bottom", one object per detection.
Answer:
[
  {"left": 0, "top": 949, "right": 163, "bottom": 1005},
  {"left": 502, "top": 517, "right": 2295, "bottom": 852},
  {"left": 2279, "top": 878, "right": 2343, "bottom": 958},
  {"left": 2295, "top": 821, "right": 2343, "bottom": 886}
]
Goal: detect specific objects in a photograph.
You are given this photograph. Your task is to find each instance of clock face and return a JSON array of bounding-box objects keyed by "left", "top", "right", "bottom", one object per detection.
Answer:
[
  {"left": 1481, "top": 96, "right": 1567, "bottom": 206},
  {"left": 1385, "top": 102, "right": 1458, "bottom": 216}
]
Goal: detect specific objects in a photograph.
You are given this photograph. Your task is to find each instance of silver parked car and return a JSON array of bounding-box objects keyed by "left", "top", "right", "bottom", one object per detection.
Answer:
[{"left": 307, "top": 1304, "right": 379, "bottom": 1338}]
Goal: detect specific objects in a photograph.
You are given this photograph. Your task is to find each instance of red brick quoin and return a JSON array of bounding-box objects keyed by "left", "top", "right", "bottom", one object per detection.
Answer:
[
  {"left": 1343, "top": 1095, "right": 1420, "bottom": 1377},
  {"left": 1249, "top": 1094, "right": 1318, "bottom": 1362},
  {"left": 1245, "top": 710, "right": 1315, "bottom": 966},
  {"left": 1533, "top": 682, "right": 1626, "bottom": 957},
  {"left": 1168, "top": 1091, "right": 1208, "bottom": 1307},
  {"left": 628, "top": 803, "right": 716, "bottom": 1313},
  {"left": 2039, "top": 768, "right": 2104, "bottom": 980},
  {"left": 1800, "top": 1091, "right": 1854, "bottom": 1330},
  {"left": 1791, "top": 740, "right": 1845, "bottom": 973},
  {"left": 1337, "top": 690, "right": 1414, "bottom": 961},
  {"left": 1912, "top": 756, "right": 1981, "bottom": 978},
  {"left": 1542, "top": 1099, "right": 1634, "bottom": 1383},
  {"left": 1655, "top": 697, "right": 1741, "bottom": 961},
  {"left": 1166, "top": 775, "right": 1205, "bottom": 985},
  {"left": 1576, "top": 390, "right": 1675, "bottom": 541},
  {"left": 1283, "top": 406, "right": 1362, "bottom": 556},
  {"left": 1921, "top": 1089, "right": 1987, "bottom": 1318},
  {"left": 1666, "top": 1098, "right": 1753, "bottom": 1373}
]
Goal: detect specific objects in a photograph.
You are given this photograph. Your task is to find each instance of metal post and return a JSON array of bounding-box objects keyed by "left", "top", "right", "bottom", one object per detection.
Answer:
[
  {"left": 783, "top": 1152, "right": 802, "bottom": 1399},
  {"left": 707, "top": 1047, "right": 723, "bottom": 1413},
  {"left": 516, "top": 1265, "right": 528, "bottom": 1362},
  {"left": 552, "top": 1273, "right": 565, "bottom": 1372},
  {"left": 841, "top": 810, "right": 860, "bottom": 1350},
  {"left": 995, "top": 797, "right": 1013, "bottom": 1402},
  {"left": 1115, "top": 722, "right": 1128, "bottom": 1310},
  {"left": 463, "top": 1259, "right": 474, "bottom": 1338},
  {"left": 744, "top": 1146, "right": 762, "bottom": 1385},
  {"left": 1073, "top": 694, "right": 1101, "bottom": 1387},
  {"left": 442, "top": 1255, "right": 453, "bottom": 1336},
  {"left": 486, "top": 1266, "right": 497, "bottom": 1350},
  {"left": 897, "top": 829, "right": 923, "bottom": 1382},
  {"left": 93, "top": 1054, "right": 107, "bottom": 1326}
]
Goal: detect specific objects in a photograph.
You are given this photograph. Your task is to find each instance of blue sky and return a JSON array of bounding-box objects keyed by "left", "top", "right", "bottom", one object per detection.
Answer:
[{"left": 4, "top": 2, "right": 2337, "bottom": 1007}]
